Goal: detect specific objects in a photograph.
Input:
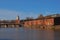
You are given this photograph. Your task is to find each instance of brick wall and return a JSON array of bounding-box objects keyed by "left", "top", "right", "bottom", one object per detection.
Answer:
[
  {"left": 23, "top": 18, "right": 54, "bottom": 27},
  {"left": 44, "top": 18, "right": 54, "bottom": 26}
]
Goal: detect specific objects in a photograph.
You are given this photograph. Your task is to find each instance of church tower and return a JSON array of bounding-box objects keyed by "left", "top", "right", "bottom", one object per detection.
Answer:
[
  {"left": 16, "top": 16, "right": 20, "bottom": 24},
  {"left": 16, "top": 16, "right": 20, "bottom": 20}
]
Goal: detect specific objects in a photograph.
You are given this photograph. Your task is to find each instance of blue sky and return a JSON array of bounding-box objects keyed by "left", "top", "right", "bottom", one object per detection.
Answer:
[{"left": 0, "top": 0, "right": 60, "bottom": 20}]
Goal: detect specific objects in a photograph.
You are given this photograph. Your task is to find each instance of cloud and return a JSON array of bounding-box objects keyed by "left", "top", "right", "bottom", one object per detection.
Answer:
[{"left": 0, "top": 9, "right": 39, "bottom": 20}]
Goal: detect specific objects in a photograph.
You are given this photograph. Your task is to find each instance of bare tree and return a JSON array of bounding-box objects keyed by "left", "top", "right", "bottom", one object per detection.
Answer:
[
  {"left": 37, "top": 14, "right": 44, "bottom": 19},
  {"left": 26, "top": 17, "right": 33, "bottom": 20}
]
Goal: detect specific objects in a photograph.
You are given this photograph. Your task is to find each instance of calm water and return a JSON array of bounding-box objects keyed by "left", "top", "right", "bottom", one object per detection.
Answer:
[{"left": 0, "top": 27, "right": 59, "bottom": 40}]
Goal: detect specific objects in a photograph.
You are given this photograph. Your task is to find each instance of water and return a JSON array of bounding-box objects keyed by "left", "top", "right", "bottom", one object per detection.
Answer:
[{"left": 0, "top": 27, "right": 59, "bottom": 40}]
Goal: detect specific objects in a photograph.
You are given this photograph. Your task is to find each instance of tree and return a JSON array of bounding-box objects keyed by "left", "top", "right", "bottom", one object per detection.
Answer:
[
  {"left": 26, "top": 17, "right": 33, "bottom": 20},
  {"left": 37, "top": 14, "right": 44, "bottom": 19}
]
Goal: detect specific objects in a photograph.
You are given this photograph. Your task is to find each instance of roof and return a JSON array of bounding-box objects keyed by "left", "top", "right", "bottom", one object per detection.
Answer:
[{"left": 46, "top": 14, "right": 60, "bottom": 17}]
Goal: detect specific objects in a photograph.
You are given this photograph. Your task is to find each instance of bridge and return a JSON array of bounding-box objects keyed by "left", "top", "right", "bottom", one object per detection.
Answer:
[
  {"left": 0, "top": 16, "right": 21, "bottom": 28},
  {"left": 0, "top": 23, "right": 21, "bottom": 28}
]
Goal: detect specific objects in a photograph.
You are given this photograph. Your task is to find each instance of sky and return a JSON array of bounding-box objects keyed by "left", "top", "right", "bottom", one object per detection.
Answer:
[{"left": 0, "top": 0, "right": 60, "bottom": 20}]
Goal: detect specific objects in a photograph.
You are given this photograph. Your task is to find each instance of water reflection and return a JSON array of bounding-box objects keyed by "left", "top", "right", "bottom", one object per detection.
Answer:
[
  {"left": 0, "top": 27, "right": 59, "bottom": 40},
  {"left": 55, "top": 30, "right": 60, "bottom": 40}
]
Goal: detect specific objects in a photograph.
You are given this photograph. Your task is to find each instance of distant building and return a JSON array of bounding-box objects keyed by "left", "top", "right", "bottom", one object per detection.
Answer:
[{"left": 20, "top": 14, "right": 60, "bottom": 27}]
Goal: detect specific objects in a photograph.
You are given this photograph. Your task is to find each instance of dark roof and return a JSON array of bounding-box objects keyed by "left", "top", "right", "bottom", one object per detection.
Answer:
[{"left": 46, "top": 14, "right": 60, "bottom": 17}]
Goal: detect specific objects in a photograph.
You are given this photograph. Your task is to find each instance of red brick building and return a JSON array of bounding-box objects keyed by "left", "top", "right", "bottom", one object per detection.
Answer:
[
  {"left": 23, "top": 19, "right": 43, "bottom": 27},
  {"left": 20, "top": 14, "right": 60, "bottom": 28},
  {"left": 22, "top": 18, "right": 54, "bottom": 27}
]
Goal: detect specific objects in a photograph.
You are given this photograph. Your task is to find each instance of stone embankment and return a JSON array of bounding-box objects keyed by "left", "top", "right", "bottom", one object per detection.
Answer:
[{"left": 23, "top": 25, "right": 60, "bottom": 30}]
